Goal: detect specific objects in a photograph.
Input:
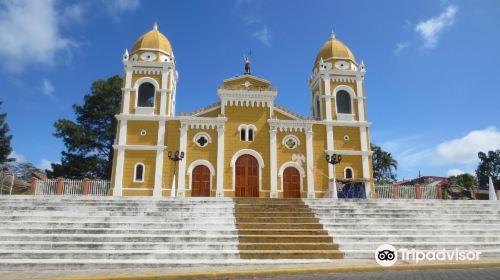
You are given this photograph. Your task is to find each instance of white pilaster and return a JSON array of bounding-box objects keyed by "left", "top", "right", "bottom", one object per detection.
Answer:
[
  {"left": 122, "top": 69, "right": 132, "bottom": 114},
  {"left": 216, "top": 125, "right": 225, "bottom": 197},
  {"left": 177, "top": 123, "right": 188, "bottom": 197},
  {"left": 305, "top": 126, "right": 315, "bottom": 198},
  {"left": 113, "top": 148, "right": 124, "bottom": 196},
  {"left": 362, "top": 154, "right": 371, "bottom": 199},
  {"left": 356, "top": 78, "right": 365, "bottom": 122},
  {"left": 324, "top": 79, "right": 332, "bottom": 120},
  {"left": 153, "top": 121, "right": 166, "bottom": 198},
  {"left": 269, "top": 126, "right": 278, "bottom": 198},
  {"left": 118, "top": 120, "right": 127, "bottom": 145}
]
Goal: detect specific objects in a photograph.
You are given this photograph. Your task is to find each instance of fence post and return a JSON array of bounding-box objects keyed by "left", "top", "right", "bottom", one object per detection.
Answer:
[
  {"left": 415, "top": 183, "right": 422, "bottom": 199},
  {"left": 56, "top": 177, "right": 64, "bottom": 195},
  {"left": 392, "top": 183, "right": 399, "bottom": 199},
  {"left": 436, "top": 183, "right": 443, "bottom": 199},
  {"left": 83, "top": 178, "right": 90, "bottom": 195},
  {"left": 31, "top": 177, "right": 37, "bottom": 195}
]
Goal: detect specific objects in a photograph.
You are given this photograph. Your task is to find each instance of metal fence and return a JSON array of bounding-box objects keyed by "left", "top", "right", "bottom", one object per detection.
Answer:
[
  {"left": 34, "top": 178, "right": 110, "bottom": 196},
  {"left": 375, "top": 184, "right": 440, "bottom": 199}
]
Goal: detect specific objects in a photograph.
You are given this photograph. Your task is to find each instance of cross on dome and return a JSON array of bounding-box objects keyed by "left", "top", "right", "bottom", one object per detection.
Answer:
[{"left": 330, "top": 30, "right": 336, "bottom": 40}]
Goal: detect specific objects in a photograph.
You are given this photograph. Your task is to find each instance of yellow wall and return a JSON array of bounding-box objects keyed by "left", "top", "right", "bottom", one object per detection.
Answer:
[
  {"left": 224, "top": 105, "right": 270, "bottom": 197},
  {"left": 123, "top": 150, "right": 156, "bottom": 189},
  {"left": 276, "top": 131, "right": 307, "bottom": 198},
  {"left": 162, "top": 120, "right": 180, "bottom": 193},
  {"left": 126, "top": 121, "right": 158, "bottom": 145},
  {"left": 333, "top": 126, "right": 361, "bottom": 150},
  {"left": 312, "top": 124, "right": 329, "bottom": 197}
]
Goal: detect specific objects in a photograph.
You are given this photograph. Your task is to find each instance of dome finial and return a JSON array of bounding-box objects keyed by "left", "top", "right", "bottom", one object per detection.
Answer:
[
  {"left": 153, "top": 22, "right": 158, "bottom": 31},
  {"left": 330, "top": 30, "right": 336, "bottom": 40}
]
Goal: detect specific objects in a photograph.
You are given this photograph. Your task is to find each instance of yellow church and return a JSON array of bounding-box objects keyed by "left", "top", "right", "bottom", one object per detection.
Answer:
[{"left": 111, "top": 23, "right": 373, "bottom": 199}]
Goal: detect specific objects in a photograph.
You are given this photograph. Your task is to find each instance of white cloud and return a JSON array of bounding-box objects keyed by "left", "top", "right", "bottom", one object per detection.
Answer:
[
  {"left": 252, "top": 26, "right": 272, "bottom": 47},
  {"left": 415, "top": 5, "right": 458, "bottom": 49},
  {"left": 41, "top": 78, "right": 54, "bottom": 96},
  {"left": 0, "top": 0, "right": 79, "bottom": 73},
  {"left": 103, "top": 0, "right": 141, "bottom": 20},
  {"left": 9, "top": 151, "right": 27, "bottom": 163},
  {"left": 436, "top": 127, "right": 500, "bottom": 164},
  {"left": 446, "top": 168, "right": 467, "bottom": 177},
  {"left": 37, "top": 159, "right": 53, "bottom": 171},
  {"left": 395, "top": 42, "right": 408, "bottom": 54}
]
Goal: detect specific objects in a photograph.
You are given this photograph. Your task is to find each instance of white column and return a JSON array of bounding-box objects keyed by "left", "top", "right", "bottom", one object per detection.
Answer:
[
  {"left": 305, "top": 126, "right": 315, "bottom": 198},
  {"left": 216, "top": 125, "right": 225, "bottom": 197},
  {"left": 269, "top": 126, "right": 278, "bottom": 198},
  {"left": 356, "top": 78, "right": 365, "bottom": 122},
  {"left": 118, "top": 120, "right": 127, "bottom": 145},
  {"left": 360, "top": 125, "right": 371, "bottom": 199},
  {"left": 326, "top": 124, "right": 337, "bottom": 199},
  {"left": 177, "top": 123, "right": 188, "bottom": 197},
  {"left": 113, "top": 148, "right": 124, "bottom": 196},
  {"left": 122, "top": 68, "right": 132, "bottom": 114},
  {"left": 324, "top": 79, "right": 332, "bottom": 120},
  {"left": 153, "top": 121, "right": 166, "bottom": 198}
]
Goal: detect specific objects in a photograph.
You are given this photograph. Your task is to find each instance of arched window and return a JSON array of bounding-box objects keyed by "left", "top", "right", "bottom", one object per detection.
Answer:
[
  {"left": 240, "top": 129, "right": 246, "bottom": 141},
  {"left": 345, "top": 167, "right": 353, "bottom": 179},
  {"left": 315, "top": 95, "right": 322, "bottom": 120},
  {"left": 134, "top": 163, "right": 145, "bottom": 182},
  {"left": 336, "top": 90, "right": 352, "bottom": 114},
  {"left": 137, "top": 83, "right": 155, "bottom": 107},
  {"left": 247, "top": 128, "right": 254, "bottom": 141}
]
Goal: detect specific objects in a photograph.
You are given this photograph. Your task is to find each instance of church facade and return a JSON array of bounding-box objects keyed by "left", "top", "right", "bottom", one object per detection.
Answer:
[{"left": 111, "top": 24, "right": 373, "bottom": 199}]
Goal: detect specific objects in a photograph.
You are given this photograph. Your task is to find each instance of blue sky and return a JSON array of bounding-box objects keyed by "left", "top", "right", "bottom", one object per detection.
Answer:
[{"left": 0, "top": 0, "right": 499, "bottom": 180}]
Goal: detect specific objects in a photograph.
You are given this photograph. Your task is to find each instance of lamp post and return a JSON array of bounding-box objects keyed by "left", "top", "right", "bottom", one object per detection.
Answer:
[
  {"left": 326, "top": 153, "right": 342, "bottom": 199},
  {"left": 168, "top": 150, "right": 184, "bottom": 197}
]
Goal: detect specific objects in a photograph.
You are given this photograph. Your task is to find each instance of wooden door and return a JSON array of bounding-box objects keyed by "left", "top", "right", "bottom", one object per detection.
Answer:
[
  {"left": 235, "top": 155, "right": 259, "bottom": 197},
  {"left": 191, "top": 165, "right": 211, "bottom": 197},
  {"left": 283, "top": 167, "right": 301, "bottom": 198}
]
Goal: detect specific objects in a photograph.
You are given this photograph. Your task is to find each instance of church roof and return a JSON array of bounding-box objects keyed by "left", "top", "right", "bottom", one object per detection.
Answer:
[{"left": 132, "top": 23, "right": 173, "bottom": 54}]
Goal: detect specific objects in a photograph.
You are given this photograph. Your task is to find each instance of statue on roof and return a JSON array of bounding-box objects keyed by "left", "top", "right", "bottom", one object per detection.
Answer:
[{"left": 244, "top": 54, "right": 251, "bottom": 75}]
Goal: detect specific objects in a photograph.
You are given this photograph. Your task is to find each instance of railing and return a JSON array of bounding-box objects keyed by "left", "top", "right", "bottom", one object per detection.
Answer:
[
  {"left": 375, "top": 183, "right": 443, "bottom": 199},
  {"left": 32, "top": 178, "right": 111, "bottom": 196}
]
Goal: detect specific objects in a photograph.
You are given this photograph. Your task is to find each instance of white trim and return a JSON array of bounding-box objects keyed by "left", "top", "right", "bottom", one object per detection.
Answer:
[
  {"left": 333, "top": 85, "right": 355, "bottom": 119},
  {"left": 177, "top": 124, "right": 188, "bottom": 197},
  {"left": 324, "top": 79, "right": 332, "bottom": 120},
  {"left": 344, "top": 167, "right": 354, "bottom": 179},
  {"left": 305, "top": 127, "right": 315, "bottom": 198},
  {"left": 193, "top": 132, "right": 212, "bottom": 147},
  {"left": 230, "top": 149, "right": 265, "bottom": 193},
  {"left": 325, "top": 149, "right": 373, "bottom": 156},
  {"left": 112, "top": 149, "right": 125, "bottom": 196},
  {"left": 222, "top": 74, "right": 271, "bottom": 85},
  {"left": 270, "top": 128, "right": 278, "bottom": 198},
  {"left": 113, "top": 144, "right": 165, "bottom": 151},
  {"left": 278, "top": 161, "right": 305, "bottom": 192},
  {"left": 216, "top": 125, "right": 225, "bottom": 197},
  {"left": 187, "top": 160, "right": 216, "bottom": 192},
  {"left": 273, "top": 106, "right": 302, "bottom": 120},
  {"left": 134, "top": 77, "right": 159, "bottom": 114},
  {"left": 238, "top": 124, "right": 256, "bottom": 142},
  {"left": 133, "top": 162, "right": 145, "bottom": 183}
]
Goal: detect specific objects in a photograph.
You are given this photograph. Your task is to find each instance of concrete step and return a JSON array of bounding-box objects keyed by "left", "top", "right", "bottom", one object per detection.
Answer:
[
  {"left": 239, "top": 243, "right": 339, "bottom": 250},
  {"left": 316, "top": 217, "right": 500, "bottom": 223},
  {"left": 239, "top": 235, "right": 332, "bottom": 243},
  {"left": 235, "top": 212, "right": 315, "bottom": 218},
  {"left": 239, "top": 250, "right": 343, "bottom": 259},
  {"left": 0, "top": 241, "right": 238, "bottom": 250},
  {"left": 0, "top": 228, "right": 238, "bottom": 235},
  {"left": 0, "top": 234, "right": 239, "bottom": 243},
  {"left": 343, "top": 250, "right": 500, "bottom": 259},
  {"left": 320, "top": 223, "right": 500, "bottom": 230},
  {"left": 0, "top": 249, "right": 241, "bottom": 260},
  {"left": 237, "top": 223, "right": 324, "bottom": 230},
  {"left": 0, "top": 221, "right": 236, "bottom": 229},
  {"left": 0, "top": 216, "right": 234, "bottom": 223},
  {"left": 0, "top": 259, "right": 332, "bottom": 271},
  {"left": 1, "top": 211, "right": 234, "bottom": 217},
  {"left": 338, "top": 242, "right": 500, "bottom": 251},
  {"left": 238, "top": 229, "right": 329, "bottom": 236},
  {"left": 333, "top": 235, "right": 500, "bottom": 242},
  {"left": 236, "top": 217, "right": 320, "bottom": 223},
  {"left": 313, "top": 209, "right": 500, "bottom": 215},
  {"left": 328, "top": 229, "right": 500, "bottom": 235}
]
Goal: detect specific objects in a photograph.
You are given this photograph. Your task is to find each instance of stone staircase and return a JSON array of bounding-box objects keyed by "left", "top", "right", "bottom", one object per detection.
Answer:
[
  {"left": 235, "top": 198, "right": 343, "bottom": 259},
  {"left": 0, "top": 196, "right": 332, "bottom": 271},
  {"left": 305, "top": 199, "right": 500, "bottom": 259},
  {"left": 0, "top": 196, "right": 242, "bottom": 270}
]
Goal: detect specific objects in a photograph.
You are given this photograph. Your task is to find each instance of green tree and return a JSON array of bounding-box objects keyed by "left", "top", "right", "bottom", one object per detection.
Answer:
[
  {"left": 0, "top": 102, "right": 13, "bottom": 165},
  {"left": 48, "top": 75, "right": 122, "bottom": 179},
  {"left": 371, "top": 144, "right": 398, "bottom": 184},
  {"left": 448, "top": 173, "right": 477, "bottom": 197},
  {"left": 476, "top": 150, "right": 500, "bottom": 189}
]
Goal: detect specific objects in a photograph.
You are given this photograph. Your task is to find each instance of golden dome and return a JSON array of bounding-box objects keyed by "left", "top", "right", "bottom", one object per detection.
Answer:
[
  {"left": 315, "top": 32, "right": 356, "bottom": 65},
  {"left": 132, "top": 23, "right": 173, "bottom": 54}
]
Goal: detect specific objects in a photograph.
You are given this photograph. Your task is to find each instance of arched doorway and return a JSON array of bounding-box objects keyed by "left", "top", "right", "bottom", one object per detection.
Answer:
[
  {"left": 283, "top": 167, "right": 301, "bottom": 198},
  {"left": 191, "top": 165, "right": 211, "bottom": 197},
  {"left": 235, "top": 155, "right": 259, "bottom": 197}
]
